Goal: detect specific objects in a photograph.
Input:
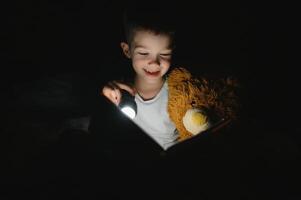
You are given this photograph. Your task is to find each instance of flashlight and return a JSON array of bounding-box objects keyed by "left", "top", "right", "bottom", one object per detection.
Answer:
[{"left": 118, "top": 90, "right": 137, "bottom": 119}]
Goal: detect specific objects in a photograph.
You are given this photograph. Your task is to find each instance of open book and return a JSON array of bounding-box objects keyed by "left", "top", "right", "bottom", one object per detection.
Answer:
[{"left": 90, "top": 96, "right": 233, "bottom": 159}]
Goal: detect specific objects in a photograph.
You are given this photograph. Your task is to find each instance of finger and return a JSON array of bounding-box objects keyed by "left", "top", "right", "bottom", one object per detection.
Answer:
[
  {"left": 102, "top": 86, "right": 120, "bottom": 106},
  {"left": 114, "top": 87, "right": 121, "bottom": 105},
  {"left": 102, "top": 86, "right": 111, "bottom": 97},
  {"left": 108, "top": 89, "right": 117, "bottom": 105},
  {"left": 107, "top": 81, "right": 120, "bottom": 90},
  {"left": 113, "top": 81, "right": 136, "bottom": 96}
]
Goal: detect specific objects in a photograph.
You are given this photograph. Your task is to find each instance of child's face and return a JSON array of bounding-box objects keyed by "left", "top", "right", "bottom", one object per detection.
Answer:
[{"left": 122, "top": 30, "right": 173, "bottom": 84}]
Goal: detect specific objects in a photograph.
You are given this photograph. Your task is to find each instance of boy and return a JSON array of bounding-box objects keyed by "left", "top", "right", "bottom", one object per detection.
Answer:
[{"left": 102, "top": 5, "right": 178, "bottom": 150}]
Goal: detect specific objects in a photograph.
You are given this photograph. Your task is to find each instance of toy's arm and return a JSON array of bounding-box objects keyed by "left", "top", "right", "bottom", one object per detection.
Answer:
[{"left": 210, "top": 118, "right": 232, "bottom": 133}]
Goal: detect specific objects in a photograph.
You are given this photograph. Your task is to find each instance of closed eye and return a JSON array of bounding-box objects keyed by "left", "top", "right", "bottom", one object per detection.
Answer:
[
  {"left": 138, "top": 52, "right": 149, "bottom": 55},
  {"left": 160, "top": 54, "right": 171, "bottom": 57}
]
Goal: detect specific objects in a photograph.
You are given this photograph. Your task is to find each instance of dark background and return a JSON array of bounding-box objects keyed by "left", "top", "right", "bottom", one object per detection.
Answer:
[
  {"left": 1, "top": 0, "right": 298, "bottom": 129},
  {"left": 1, "top": 0, "right": 300, "bottom": 199}
]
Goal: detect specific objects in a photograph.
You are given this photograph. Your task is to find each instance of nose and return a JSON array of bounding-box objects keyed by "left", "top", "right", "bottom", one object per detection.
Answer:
[{"left": 148, "top": 55, "right": 161, "bottom": 67}]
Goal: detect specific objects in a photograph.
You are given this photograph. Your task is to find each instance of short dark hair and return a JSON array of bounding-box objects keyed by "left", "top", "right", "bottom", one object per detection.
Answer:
[{"left": 122, "top": 4, "right": 176, "bottom": 48}]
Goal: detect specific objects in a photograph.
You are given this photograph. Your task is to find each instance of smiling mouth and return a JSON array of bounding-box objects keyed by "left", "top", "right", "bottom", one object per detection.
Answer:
[{"left": 144, "top": 69, "right": 160, "bottom": 76}]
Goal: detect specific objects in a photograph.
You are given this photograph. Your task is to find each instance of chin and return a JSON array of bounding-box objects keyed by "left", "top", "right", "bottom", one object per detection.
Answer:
[{"left": 145, "top": 77, "right": 162, "bottom": 83}]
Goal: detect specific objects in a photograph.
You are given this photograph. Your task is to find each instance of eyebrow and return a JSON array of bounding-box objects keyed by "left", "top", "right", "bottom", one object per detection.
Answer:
[
  {"left": 134, "top": 45, "right": 148, "bottom": 49},
  {"left": 134, "top": 45, "right": 172, "bottom": 51}
]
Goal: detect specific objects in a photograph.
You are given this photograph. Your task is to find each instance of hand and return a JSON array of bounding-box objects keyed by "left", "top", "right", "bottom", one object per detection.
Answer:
[{"left": 102, "top": 81, "right": 136, "bottom": 106}]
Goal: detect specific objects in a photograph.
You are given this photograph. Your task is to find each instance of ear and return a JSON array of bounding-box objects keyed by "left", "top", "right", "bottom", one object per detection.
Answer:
[{"left": 120, "top": 42, "right": 131, "bottom": 58}]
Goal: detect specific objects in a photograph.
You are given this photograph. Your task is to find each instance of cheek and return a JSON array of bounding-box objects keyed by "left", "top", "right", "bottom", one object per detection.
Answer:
[
  {"left": 161, "top": 60, "right": 171, "bottom": 68},
  {"left": 161, "top": 62, "right": 171, "bottom": 74},
  {"left": 132, "top": 58, "right": 147, "bottom": 68}
]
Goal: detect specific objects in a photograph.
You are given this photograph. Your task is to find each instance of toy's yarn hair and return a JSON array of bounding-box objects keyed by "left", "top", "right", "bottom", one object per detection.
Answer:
[
  {"left": 167, "top": 68, "right": 199, "bottom": 140},
  {"left": 167, "top": 67, "right": 240, "bottom": 140}
]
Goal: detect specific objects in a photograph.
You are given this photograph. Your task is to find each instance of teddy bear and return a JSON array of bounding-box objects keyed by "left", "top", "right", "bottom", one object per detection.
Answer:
[{"left": 167, "top": 67, "right": 241, "bottom": 141}]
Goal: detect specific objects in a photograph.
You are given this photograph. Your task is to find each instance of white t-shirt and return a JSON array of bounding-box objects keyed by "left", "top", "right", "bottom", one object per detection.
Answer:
[{"left": 132, "top": 82, "right": 179, "bottom": 150}]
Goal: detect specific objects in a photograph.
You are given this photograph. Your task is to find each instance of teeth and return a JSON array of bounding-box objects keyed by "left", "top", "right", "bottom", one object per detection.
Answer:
[{"left": 145, "top": 69, "right": 159, "bottom": 73}]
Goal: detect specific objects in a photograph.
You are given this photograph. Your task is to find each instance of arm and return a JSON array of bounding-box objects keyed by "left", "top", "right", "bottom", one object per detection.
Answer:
[{"left": 102, "top": 81, "right": 136, "bottom": 106}]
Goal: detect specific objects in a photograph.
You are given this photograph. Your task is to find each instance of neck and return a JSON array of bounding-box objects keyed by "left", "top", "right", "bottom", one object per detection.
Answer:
[{"left": 134, "top": 77, "right": 164, "bottom": 100}]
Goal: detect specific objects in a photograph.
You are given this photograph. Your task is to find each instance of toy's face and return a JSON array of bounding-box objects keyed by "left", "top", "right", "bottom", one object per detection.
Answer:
[
  {"left": 166, "top": 67, "right": 240, "bottom": 141},
  {"left": 183, "top": 108, "right": 210, "bottom": 135},
  {"left": 129, "top": 30, "right": 173, "bottom": 84}
]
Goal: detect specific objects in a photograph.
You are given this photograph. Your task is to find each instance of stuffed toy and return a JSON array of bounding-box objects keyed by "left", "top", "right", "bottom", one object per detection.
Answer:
[{"left": 167, "top": 67, "right": 240, "bottom": 141}]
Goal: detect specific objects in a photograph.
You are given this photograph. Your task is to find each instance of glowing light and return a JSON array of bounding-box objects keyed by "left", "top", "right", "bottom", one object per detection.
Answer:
[
  {"left": 118, "top": 90, "right": 137, "bottom": 119},
  {"left": 121, "top": 106, "right": 136, "bottom": 119}
]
